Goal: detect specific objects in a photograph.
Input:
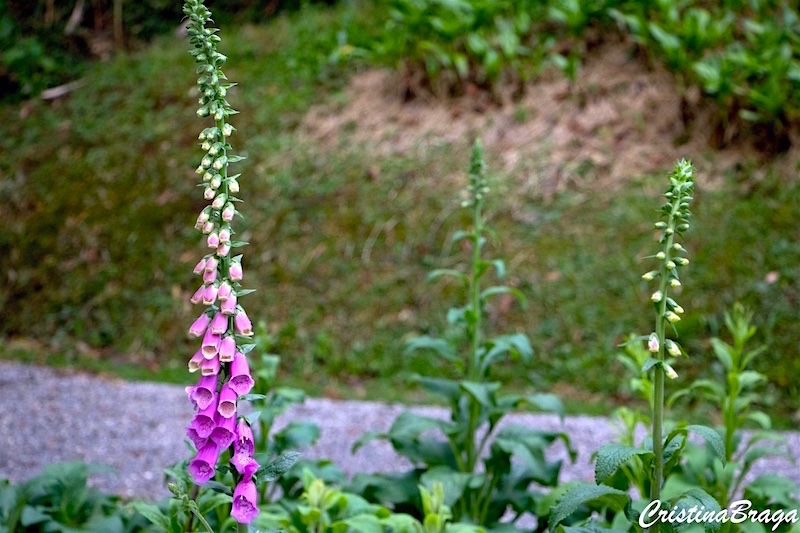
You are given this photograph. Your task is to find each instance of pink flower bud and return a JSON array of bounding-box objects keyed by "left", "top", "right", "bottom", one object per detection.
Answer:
[
  {"left": 212, "top": 193, "right": 227, "bottom": 210},
  {"left": 234, "top": 308, "right": 253, "bottom": 336},
  {"left": 202, "top": 284, "right": 219, "bottom": 305},
  {"left": 207, "top": 232, "right": 219, "bottom": 248},
  {"left": 217, "top": 281, "right": 232, "bottom": 301},
  {"left": 202, "top": 220, "right": 215, "bottom": 234},
  {"left": 221, "top": 293, "right": 237, "bottom": 315},
  {"left": 222, "top": 203, "right": 235, "bottom": 222},
  {"left": 203, "top": 268, "right": 217, "bottom": 284},
  {"left": 189, "top": 313, "right": 211, "bottom": 337},
  {"left": 216, "top": 242, "right": 230, "bottom": 257},
  {"left": 188, "top": 442, "right": 220, "bottom": 485},
  {"left": 219, "top": 228, "right": 231, "bottom": 243},
  {"left": 219, "top": 335, "right": 236, "bottom": 362},
  {"left": 230, "top": 352, "right": 254, "bottom": 396},
  {"left": 210, "top": 312, "right": 228, "bottom": 335},
  {"left": 203, "top": 187, "right": 216, "bottom": 200},
  {"left": 229, "top": 261, "right": 243, "bottom": 281},
  {"left": 193, "top": 258, "right": 207, "bottom": 275},
  {"left": 648, "top": 333, "right": 659, "bottom": 353},
  {"left": 190, "top": 285, "right": 204, "bottom": 305}
]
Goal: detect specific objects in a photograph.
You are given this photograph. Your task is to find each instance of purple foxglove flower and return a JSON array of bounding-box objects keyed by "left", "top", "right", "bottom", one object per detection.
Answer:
[
  {"left": 205, "top": 256, "right": 218, "bottom": 272},
  {"left": 191, "top": 400, "right": 218, "bottom": 438},
  {"left": 203, "top": 268, "right": 217, "bottom": 284},
  {"left": 217, "top": 281, "right": 232, "bottom": 301},
  {"left": 191, "top": 374, "right": 218, "bottom": 410},
  {"left": 186, "top": 426, "right": 208, "bottom": 450},
  {"left": 221, "top": 293, "right": 237, "bottom": 315},
  {"left": 210, "top": 312, "right": 228, "bottom": 335},
  {"left": 219, "top": 227, "right": 231, "bottom": 243},
  {"left": 190, "top": 285, "right": 204, "bottom": 305},
  {"left": 188, "top": 441, "right": 220, "bottom": 485},
  {"left": 201, "top": 355, "right": 220, "bottom": 376},
  {"left": 189, "top": 313, "right": 211, "bottom": 338},
  {"left": 209, "top": 412, "right": 236, "bottom": 448},
  {"left": 231, "top": 478, "right": 259, "bottom": 524},
  {"left": 222, "top": 203, "right": 235, "bottom": 222},
  {"left": 217, "top": 382, "right": 237, "bottom": 419},
  {"left": 207, "top": 231, "right": 219, "bottom": 248},
  {"left": 188, "top": 349, "right": 204, "bottom": 373},
  {"left": 216, "top": 242, "right": 231, "bottom": 257},
  {"left": 229, "top": 261, "right": 243, "bottom": 281},
  {"left": 229, "top": 352, "right": 254, "bottom": 396},
  {"left": 234, "top": 308, "right": 253, "bottom": 336},
  {"left": 219, "top": 335, "right": 236, "bottom": 363},
  {"left": 202, "top": 284, "right": 219, "bottom": 305},
  {"left": 202, "top": 328, "right": 221, "bottom": 359},
  {"left": 193, "top": 258, "right": 207, "bottom": 275},
  {"left": 234, "top": 419, "right": 254, "bottom": 458}
]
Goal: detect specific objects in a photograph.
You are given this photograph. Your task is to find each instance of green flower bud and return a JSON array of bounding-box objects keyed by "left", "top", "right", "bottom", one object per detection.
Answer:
[
  {"left": 642, "top": 271, "right": 658, "bottom": 281},
  {"left": 654, "top": 222, "right": 667, "bottom": 229},
  {"left": 656, "top": 252, "right": 666, "bottom": 260},
  {"left": 665, "top": 340, "right": 681, "bottom": 357},
  {"left": 669, "top": 278, "right": 681, "bottom": 288},
  {"left": 664, "top": 364, "right": 678, "bottom": 379},
  {"left": 666, "top": 311, "right": 681, "bottom": 323},
  {"left": 651, "top": 291, "right": 663, "bottom": 303},
  {"left": 666, "top": 260, "right": 676, "bottom": 270},
  {"left": 675, "top": 257, "right": 689, "bottom": 266}
]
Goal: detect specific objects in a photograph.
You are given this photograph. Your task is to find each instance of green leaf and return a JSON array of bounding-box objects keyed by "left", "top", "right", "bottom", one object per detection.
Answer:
[
  {"left": 550, "top": 483, "right": 630, "bottom": 530},
  {"left": 258, "top": 451, "right": 303, "bottom": 482},
  {"left": 523, "top": 393, "right": 565, "bottom": 420},
  {"left": 404, "top": 336, "right": 457, "bottom": 362},
  {"left": 20, "top": 506, "right": 49, "bottom": 526},
  {"left": 411, "top": 376, "right": 462, "bottom": 403},
  {"left": 426, "top": 269, "right": 469, "bottom": 285},
  {"left": 420, "top": 467, "right": 472, "bottom": 507},
  {"left": 460, "top": 381, "right": 500, "bottom": 409},
  {"left": 641, "top": 357, "right": 660, "bottom": 374},
  {"left": 337, "top": 514, "right": 384, "bottom": 533},
  {"left": 595, "top": 443, "right": 653, "bottom": 484},
  {"left": 668, "top": 488, "right": 722, "bottom": 532},
  {"left": 274, "top": 421, "right": 321, "bottom": 452},
  {"left": 381, "top": 513, "right": 424, "bottom": 533},
  {"left": 742, "top": 411, "right": 771, "bottom": 429},
  {"left": 352, "top": 431, "right": 386, "bottom": 453},
  {"left": 686, "top": 425, "right": 725, "bottom": 465}
]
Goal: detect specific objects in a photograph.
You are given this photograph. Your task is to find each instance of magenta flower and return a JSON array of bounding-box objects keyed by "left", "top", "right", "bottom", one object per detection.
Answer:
[
  {"left": 189, "top": 313, "right": 211, "bottom": 338},
  {"left": 209, "top": 412, "right": 236, "bottom": 448},
  {"left": 221, "top": 293, "right": 237, "bottom": 315},
  {"left": 232, "top": 419, "right": 255, "bottom": 474},
  {"left": 222, "top": 203, "right": 235, "bottom": 221},
  {"left": 210, "top": 312, "right": 228, "bottom": 335},
  {"left": 201, "top": 284, "right": 218, "bottom": 305},
  {"left": 186, "top": 426, "right": 207, "bottom": 450},
  {"left": 229, "top": 352, "right": 254, "bottom": 396},
  {"left": 191, "top": 374, "right": 218, "bottom": 410},
  {"left": 205, "top": 256, "right": 218, "bottom": 272},
  {"left": 217, "top": 281, "right": 232, "bottom": 301},
  {"left": 219, "top": 335, "right": 236, "bottom": 362},
  {"left": 234, "top": 308, "right": 253, "bottom": 336},
  {"left": 190, "top": 285, "right": 204, "bottom": 305},
  {"left": 200, "top": 355, "right": 220, "bottom": 376},
  {"left": 207, "top": 231, "right": 219, "bottom": 248},
  {"left": 202, "top": 269, "right": 217, "bottom": 284},
  {"left": 188, "top": 441, "right": 220, "bottom": 484},
  {"left": 216, "top": 242, "right": 231, "bottom": 257},
  {"left": 231, "top": 477, "right": 259, "bottom": 523},
  {"left": 191, "top": 399, "right": 218, "bottom": 439},
  {"left": 193, "top": 258, "right": 207, "bottom": 274},
  {"left": 201, "top": 328, "right": 221, "bottom": 359},
  {"left": 217, "top": 382, "right": 237, "bottom": 418},
  {"left": 188, "top": 349, "right": 204, "bottom": 373}
]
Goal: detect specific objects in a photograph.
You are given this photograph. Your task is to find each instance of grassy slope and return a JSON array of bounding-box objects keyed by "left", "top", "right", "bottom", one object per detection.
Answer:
[{"left": 1, "top": 2, "right": 798, "bottom": 425}]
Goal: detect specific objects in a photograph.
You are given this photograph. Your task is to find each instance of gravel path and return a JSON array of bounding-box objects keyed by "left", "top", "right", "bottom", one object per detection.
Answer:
[{"left": 1, "top": 361, "right": 798, "bottom": 501}]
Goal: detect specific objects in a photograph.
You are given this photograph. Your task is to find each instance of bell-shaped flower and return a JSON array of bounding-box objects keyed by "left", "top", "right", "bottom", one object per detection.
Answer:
[
  {"left": 193, "top": 258, "right": 207, "bottom": 274},
  {"left": 221, "top": 293, "right": 237, "bottom": 315},
  {"left": 189, "top": 313, "right": 211, "bottom": 338},
  {"left": 229, "top": 261, "right": 243, "bottom": 281},
  {"left": 188, "top": 441, "right": 220, "bottom": 485},
  {"left": 203, "top": 268, "right": 217, "bottom": 284},
  {"left": 207, "top": 231, "right": 219, "bottom": 248},
  {"left": 186, "top": 426, "right": 207, "bottom": 450},
  {"left": 231, "top": 477, "right": 259, "bottom": 524},
  {"left": 217, "top": 382, "right": 237, "bottom": 419},
  {"left": 190, "top": 285, "right": 205, "bottom": 305},
  {"left": 216, "top": 242, "right": 230, "bottom": 257},
  {"left": 212, "top": 193, "right": 227, "bottom": 210},
  {"left": 210, "top": 312, "right": 228, "bottom": 335},
  {"left": 201, "top": 328, "right": 221, "bottom": 359},
  {"left": 219, "top": 335, "right": 236, "bottom": 363},
  {"left": 229, "top": 352, "right": 254, "bottom": 396},
  {"left": 191, "top": 399, "right": 219, "bottom": 439},
  {"left": 234, "top": 308, "right": 253, "bottom": 336},
  {"left": 209, "top": 412, "right": 236, "bottom": 448},
  {"left": 219, "top": 227, "right": 231, "bottom": 243},
  {"left": 222, "top": 203, "right": 235, "bottom": 222},
  {"left": 188, "top": 349, "right": 204, "bottom": 373},
  {"left": 201, "top": 355, "right": 220, "bottom": 376},
  {"left": 233, "top": 419, "right": 254, "bottom": 459},
  {"left": 191, "top": 375, "right": 218, "bottom": 410},
  {"left": 217, "top": 281, "right": 232, "bottom": 301},
  {"left": 202, "top": 284, "right": 219, "bottom": 305}
]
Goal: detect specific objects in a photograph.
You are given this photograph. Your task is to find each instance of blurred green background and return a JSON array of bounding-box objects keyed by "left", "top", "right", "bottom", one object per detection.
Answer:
[{"left": 1, "top": 0, "right": 799, "bottom": 425}]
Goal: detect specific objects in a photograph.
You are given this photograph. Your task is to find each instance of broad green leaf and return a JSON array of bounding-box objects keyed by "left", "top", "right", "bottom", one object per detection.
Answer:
[
  {"left": 352, "top": 431, "right": 386, "bottom": 453},
  {"left": 668, "top": 488, "right": 722, "bottom": 532},
  {"left": 550, "top": 483, "right": 630, "bottom": 530},
  {"left": 710, "top": 338, "right": 733, "bottom": 370},
  {"left": 337, "top": 513, "right": 383, "bottom": 533},
  {"left": 641, "top": 357, "right": 660, "bottom": 374},
  {"left": 460, "top": 381, "right": 500, "bottom": 409},
  {"left": 420, "top": 467, "right": 472, "bottom": 507},
  {"left": 524, "top": 393, "right": 565, "bottom": 420},
  {"left": 20, "top": 506, "right": 49, "bottom": 526},
  {"left": 427, "top": 269, "right": 469, "bottom": 285},
  {"left": 741, "top": 411, "right": 771, "bottom": 429},
  {"left": 274, "top": 421, "right": 321, "bottom": 451},
  {"left": 595, "top": 443, "right": 653, "bottom": 484},
  {"left": 381, "top": 513, "right": 424, "bottom": 533},
  {"left": 411, "top": 375, "right": 462, "bottom": 403},
  {"left": 405, "top": 336, "right": 457, "bottom": 362},
  {"left": 686, "top": 425, "right": 725, "bottom": 465},
  {"left": 258, "top": 451, "right": 303, "bottom": 482}
]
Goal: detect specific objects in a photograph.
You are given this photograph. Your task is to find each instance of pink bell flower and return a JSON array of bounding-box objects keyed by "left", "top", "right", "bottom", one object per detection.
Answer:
[
  {"left": 191, "top": 399, "right": 218, "bottom": 439},
  {"left": 217, "top": 383, "right": 237, "bottom": 419},
  {"left": 229, "top": 352, "right": 254, "bottom": 396},
  {"left": 202, "top": 284, "right": 218, "bottom": 305},
  {"left": 189, "top": 313, "right": 211, "bottom": 338},
  {"left": 186, "top": 426, "right": 207, "bottom": 450},
  {"left": 234, "top": 308, "right": 253, "bottom": 336},
  {"left": 201, "top": 328, "right": 221, "bottom": 359},
  {"left": 201, "top": 356, "right": 220, "bottom": 376},
  {"left": 229, "top": 261, "right": 243, "bottom": 281},
  {"left": 221, "top": 293, "right": 237, "bottom": 315},
  {"left": 210, "top": 412, "right": 236, "bottom": 448},
  {"left": 190, "top": 285, "right": 205, "bottom": 305},
  {"left": 231, "top": 477, "right": 259, "bottom": 524},
  {"left": 191, "top": 375, "right": 218, "bottom": 410},
  {"left": 219, "top": 335, "right": 236, "bottom": 362},
  {"left": 210, "top": 312, "right": 228, "bottom": 335},
  {"left": 205, "top": 256, "right": 218, "bottom": 272},
  {"left": 188, "top": 349, "right": 204, "bottom": 373},
  {"left": 216, "top": 242, "right": 231, "bottom": 257},
  {"left": 219, "top": 227, "right": 231, "bottom": 243},
  {"left": 207, "top": 232, "right": 219, "bottom": 248},
  {"left": 193, "top": 258, "right": 207, "bottom": 274},
  {"left": 203, "top": 268, "right": 217, "bottom": 284},
  {"left": 188, "top": 441, "right": 220, "bottom": 485},
  {"left": 217, "top": 281, "right": 232, "bottom": 301},
  {"left": 222, "top": 203, "right": 235, "bottom": 222}
]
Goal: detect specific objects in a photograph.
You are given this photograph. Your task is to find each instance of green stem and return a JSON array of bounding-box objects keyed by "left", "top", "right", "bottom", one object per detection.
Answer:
[
  {"left": 238, "top": 523, "right": 249, "bottom": 533},
  {"left": 469, "top": 199, "right": 483, "bottom": 380}
]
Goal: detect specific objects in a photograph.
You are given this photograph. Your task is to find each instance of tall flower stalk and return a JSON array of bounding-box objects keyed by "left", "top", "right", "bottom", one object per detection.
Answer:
[
  {"left": 183, "top": 0, "right": 259, "bottom": 527},
  {"left": 642, "top": 160, "right": 694, "bottom": 508}
]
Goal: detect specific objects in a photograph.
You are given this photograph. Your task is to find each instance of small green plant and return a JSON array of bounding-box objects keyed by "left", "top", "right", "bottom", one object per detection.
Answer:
[{"left": 352, "top": 140, "right": 571, "bottom": 530}]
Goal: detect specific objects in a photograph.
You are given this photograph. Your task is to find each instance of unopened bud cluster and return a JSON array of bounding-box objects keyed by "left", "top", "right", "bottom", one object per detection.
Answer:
[
  {"left": 183, "top": 0, "right": 259, "bottom": 525},
  {"left": 462, "top": 139, "right": 490, "bottom": 208},
  {"left": 643, "top": 160, "right": 694, "bottom": 375}
]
